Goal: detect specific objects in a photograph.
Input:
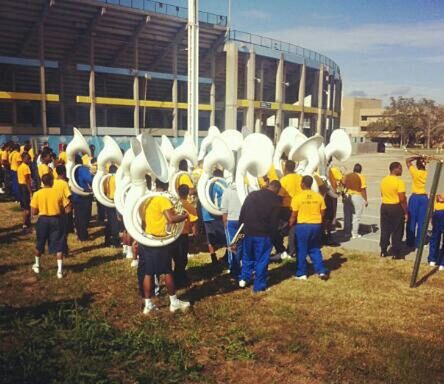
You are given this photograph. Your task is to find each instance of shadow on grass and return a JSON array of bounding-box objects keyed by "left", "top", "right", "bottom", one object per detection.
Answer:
[
  {"left": 0, "top": 229, "right": 29, "bottom": 244},
  {"left": 69, "top": 243, "right": 107, "bottom": 256},
  {"left": 70, "top": 253, "right": 122, "bottom": 273},
  {"left": 325, "top": 252, "right": 347, "bottom": 272},
  {"left": 414, "top": 266, "right": 439, "bottom": 287},
  {"left": 0, "top": 262, "right": 30, "bottom": 276}
]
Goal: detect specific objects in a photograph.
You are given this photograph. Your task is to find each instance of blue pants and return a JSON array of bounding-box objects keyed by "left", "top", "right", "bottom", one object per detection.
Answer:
[
  {"left": 406, "top": 194, "right": 428, "bottom": 248},
  {"left": 10, "top": 170, "right": 20, "bottom": 201},
  {"left": 225, "top": 220, "right": 243, "bottom": 279},
  {"left": 241, "top": 236, "right": 272, "bottom": 292},
  {"left": 428, "top": 210, "right": 444, "bottom": 265},
  {"left": 295, "top": 224, "right": 328, "bottom": 277}
]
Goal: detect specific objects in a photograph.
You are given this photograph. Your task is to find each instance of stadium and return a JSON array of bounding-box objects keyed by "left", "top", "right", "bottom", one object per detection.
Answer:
[{"left": 0, "top": 0, "right": 341, "bottom": 143}]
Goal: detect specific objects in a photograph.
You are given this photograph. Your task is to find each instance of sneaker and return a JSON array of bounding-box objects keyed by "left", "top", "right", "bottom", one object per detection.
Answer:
[
  {"left": 280, "top": 251, "right": 291, "bottom": 260},
  {"left": 0, "top": 187, "right": 5, "bottom": 194},
  {"left": 131, "top": 259, "right": 138, "bottom": 268},
  {"left": 169, "top": 299, "right": 190, "bottom": 313},
  {"left": 429, "top": 261, "right": 437, "bottom": 267},
  {"left": 319, "top": 273, "right": 329, "bottom": 281},
  {"left": 239, "top": 280, "right": 246, "bottom": 288},
  {"left": 57, "top": 271, "right": 63, "bottom": 279},
  {"left": 295, "top": 275, "right": 307, "bottom": 280},
  {"left": 352, "top": 234, "right": 362, "bottom": 239},
  {"left": 380, "top": 251, "right": 388, "bottom": 258},
  {"left": 32, "top": 264, "right": 40, "bottom": 274},
  {"left": 143, "top": 304, "right": 159, "bottom": 315},
  {"left": 439, "top": 266, "right": 444, "bottom": 271},
  {"left": 126, "top": 248, "right": 134, "bottom": 259}
]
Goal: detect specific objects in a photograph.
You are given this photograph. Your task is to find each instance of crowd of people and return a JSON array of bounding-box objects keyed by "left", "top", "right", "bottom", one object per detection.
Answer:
[{"left": 0, "top": 139, "right": 443, "bottom": 316}]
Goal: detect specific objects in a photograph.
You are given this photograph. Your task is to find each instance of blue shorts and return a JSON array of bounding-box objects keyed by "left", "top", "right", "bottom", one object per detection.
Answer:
[
  {"left": 204, "top": 219, "right": 227, "bottom": 247},
  {"left": 19, "top": 185, "right": 30, "bottom": 210},
  {"left": 36, "top": 216, "right": 64, "bottom": 254}
]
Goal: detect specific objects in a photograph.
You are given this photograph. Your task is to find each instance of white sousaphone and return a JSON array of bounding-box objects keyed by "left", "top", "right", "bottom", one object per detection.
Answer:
[
  {"left": 66, "top": 128, "right": 92, "bottom": 196},
  {"left": 168, "top": 133, "right": 198, "bottom": 195},
  {"left": 92, "top": 136, "right": 123, "bottom": 208},
  {"left": 123, "top": 133, "right": 184, "bottom": 247},
  {"left": 289, "top": 134, "right": 324, "bottom": 175},
  {"left": 273, "top": 126, "right": 307, "bottom": 177},
  {"left": 115, "top": 138, "right": 141, "bottom": 215},
  {"left": 160, "top": 134, "right": 174, "bottom": 163},
  {"left": 197, "top": 136, "right": 235, "bottom": 216},
  {"left": 197, "top": 125, "right": 220, "bottom": 161},
  {"left": 235, "top": 133, "right": 274, "bottom": 204}
]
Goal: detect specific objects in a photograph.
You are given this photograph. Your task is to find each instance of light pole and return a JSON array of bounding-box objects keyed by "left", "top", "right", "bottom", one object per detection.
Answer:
[{"left": 187, "top": 0, "right": 199, "bottom": 148}]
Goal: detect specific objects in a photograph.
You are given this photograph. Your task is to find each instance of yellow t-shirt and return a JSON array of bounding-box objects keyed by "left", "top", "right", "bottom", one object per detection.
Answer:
[
  {"left": 38, "top": 163, "right": 54, "bottom": 180},
  {"left": 59, "top": 151, "right": 67, "bottom": 163},
  {"left": 31, "top": 187, "right": 70, "bottom": 216},
  {"left": 380, "top": 175, "right": 406, "bottom": 204},
  {"left": 258, "top": 166, "right": 280, "bottom": 188},
  {"left": 348, "top": 173, "right": 367, "bottom": 195},
  {"left": 82, "top": 154, "right": 91, "bottom": 166},
  {"left": 105, "top": 175, "right": 116, "bottom": 200},
  {"left": 20, "top": 145, "right": 25, "bottom": 154},
  {"left": 191, "top": 167, "right": 203, "bottom": 184},
  {"left": 177, "top": 173, "right": 194, "bottom": 189},
  {"left": 17, "top": 163, "right": 31, "bottom": 185},
  {"left": 53, "top": 178, "right": 72, "bottom": 200},
  {"left": 144, "top": 196, "right": 173, "bottom": 237},
  {"left": 9, "top": 151, "right": 21, "bottom": 171},
  {"left": 279, "top": 173, "right": 302, "bottom": 207},
  {"left": 181, "top": 198, "right": 198, "bottom": 234},
  {"left": 291, "top": 190, "right": 326, "bottom": 224},
  {"left": 28, "top": 148, "right": 35, "bottom": 161},
  {"left": 409, "top": 166, "right": 427, "bottom": 195},
  {"left": 330, "top": 166, "right": 343, "bottom": 182},
  {"left": 434, "top": 195, "right": 444, "bottom": 211}
]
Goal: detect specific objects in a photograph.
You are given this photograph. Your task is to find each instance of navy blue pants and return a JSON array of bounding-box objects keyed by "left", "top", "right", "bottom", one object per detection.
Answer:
[
  {"left": 105, "top": 206, "right": 120, "bottom": 246},
  {"left": 73, "top": 196, "right": 92, "bottom": 241},
  {"left": 225, "top": 220, "right": 243, "bottom": 279},
  {"left": 10, "top": 170, "right": 20, "bottom": 201},
  {"left": 241, "top": 235, "right": 272, "bottom": 292},
  {"left": 428, "top": 210, "right": 444, "bottom": 265},
  {"left": 406, "top": 194, "right": 428, "bottom": 248},
  {"left": 295, "top": 224, "right": 328, "bottom": 277}
]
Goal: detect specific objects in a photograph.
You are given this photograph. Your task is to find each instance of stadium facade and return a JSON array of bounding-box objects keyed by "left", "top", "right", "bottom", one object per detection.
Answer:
[{"left": 0, "top": 0, "right": 342, "bottom": 141}]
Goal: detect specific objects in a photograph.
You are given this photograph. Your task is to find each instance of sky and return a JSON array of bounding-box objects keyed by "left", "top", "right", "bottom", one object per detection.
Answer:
[{"left": 171, "top": 0, "right": 444, "bottom": 105}]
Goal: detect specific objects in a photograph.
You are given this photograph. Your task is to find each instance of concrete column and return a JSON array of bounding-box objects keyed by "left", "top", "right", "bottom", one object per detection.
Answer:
[
  {"left": 255, "top": 60, "right": 264, "bottom": 133},
  {"left": 335, "top": 79, "right": 343, "bottom": 129},
  {"left": 274, "top": 53, "right": 285, "bottom": 142},
  {"left": 133, "top": 38, "right": 140, "bottom": 135},
  {"left": 316, "top": 64, "right": 325, "bottom": 136},
  {"left": 59, "top": 66, "right": 65, "bottom": 130},
  {"left": 39, "top": 25, "right": 47, "bottom": 135},
  {"left": 245, "top": 49, "right": 256, "bottom": 133},
  {"left": 209, "top": 55, "right": 216, "bottom": 127},
  {"left": 171, "top": 42, "right": 178, "bottom": 136},
  {"left": 89, "top": 33, "right": 97, "bottom": 136},
  {"left": 11, "top": 71, "right": 17, "bottom": 126},
  {"left": 224, "top": 42, "right": 238, "bottom": 130},
  {"left": 298, "top": 63, "right": 306, "bottom": 131},
  {"left": 103, "top": 76, "right": 108, "bottom": 126}
]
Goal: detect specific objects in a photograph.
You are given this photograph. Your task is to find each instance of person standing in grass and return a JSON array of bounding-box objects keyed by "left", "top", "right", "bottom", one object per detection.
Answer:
[
  {"left": 53, "top": 165, "right": 72, "bottom": 257},
  {"left": 405, "top": 156, "right": 428, "bottom": 249},
  {"left": 290, "top": 175, "right": 329, "bottom": 281},
  {"left": 138, "top": 179, "right": 190, "bottom": 314},
  {"left": 17, "top": 152, "right": 33, "bottom": 233},
  {"left": 31, "top": 173, "right": 71, "bottom": 279},
  {"left": 428, "top": 193, "right": 444, "bottom": 269},
  {"left": 379, "top": 162, "right": 407, "bottom": 259},
  {"left": 103, "top": 164, "right": 121, "bottom": 248},
  {"left": 9, "top": 143, "right": 22, "bottom": 201},
  {"left": 238, "top": 180, "right": 281, "bottom": 292}
]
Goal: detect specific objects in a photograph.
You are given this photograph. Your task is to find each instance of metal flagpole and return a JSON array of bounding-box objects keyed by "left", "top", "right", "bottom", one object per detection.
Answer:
[
  {"left": 187, "top": 0, "right": 199, "bottom": 148},
  {"left": 409, "top": 160, "right": 443, "bottom": 287}
]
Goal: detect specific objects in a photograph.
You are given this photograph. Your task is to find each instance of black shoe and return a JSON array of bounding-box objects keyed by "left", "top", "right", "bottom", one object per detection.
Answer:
[
  {"left": 380, "top": 250, "right": 388, "bottom": 257},
  {"left": 319, "top": 273, "right": 329, "bottom": 281},
  {"left": 211, "top": 253, "right": 218, "bottom": 264}
]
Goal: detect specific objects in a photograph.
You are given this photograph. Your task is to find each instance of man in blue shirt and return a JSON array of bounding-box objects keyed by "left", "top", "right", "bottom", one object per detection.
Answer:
[
  {"left": 72, "top": 154, "right": 93, "bottom": 241},
  {"left": 200, "top": 169, "right": 227, "bottom": 265}
]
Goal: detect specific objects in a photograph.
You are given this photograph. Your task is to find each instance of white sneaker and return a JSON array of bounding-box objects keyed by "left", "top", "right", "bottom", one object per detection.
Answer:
[
  {"left": 295, "top": 275, "right": 307, "bottom": 280},
  {"left": 352, "top": 234, "right": 362, "bottom": 239},
  {"left": 57, "top": 271, "right": 63, "bottom": 279},
  {"left": 429, "top": 261, "right": 437, "bottom": 267},
  {"left": 143, "top": 304, "right": 159, "bottom": 315},
  {"left": 32, "top": 264, "right": 40, "bottom": 274},
  {"left": 280, "top": 251, "right": 291, "bottom": 260},
  {"left": 0, "top": 187, "right": 5, "bottom": 194},
  {"left": 439, "top": 266, "right": 444, "bottom": 271},
  {"left": 131, "top": 259, "right": 138, "bottom": 268},
  {"left": 239, "top": 280, "right": 246, "bottom": 288},
  {"left": 169, "top": 299, "right": 190, "bottom": 313},
  {"left": 126, "top": 247, "right": 134, "bottom": 259}
]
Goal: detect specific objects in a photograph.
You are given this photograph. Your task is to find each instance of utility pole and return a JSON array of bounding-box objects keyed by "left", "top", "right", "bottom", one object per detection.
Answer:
[{"left": 188, "top": 0, "right": 199, "bottom": 147}]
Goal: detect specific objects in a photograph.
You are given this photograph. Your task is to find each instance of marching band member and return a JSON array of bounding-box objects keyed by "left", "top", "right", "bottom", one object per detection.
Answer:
[
  {"left": 379, "top": 162, "right": 407, "bottom": 259},
  {"left": 82, "top": 144, "right": 95, "bottom": 167},
  {"left": 428, "top": 193, "right": 444, "bottom": 269},
  {"left": 177, "top": 159, "right": 196, "bottom": 195},
  {"left": 17, "top": 152, "right": 32, "bottom": 232},
  {"left": 238, "top": 180, "right": 281, "bottom": 292},
  {"left": 343, "top": 163, "right": 368, "bottom": 239},
  {"left": 103, "top": 165, "right": 120, "bottom": 247},
  {"left": 290, "top": 175, "right": 329, "bottom": 280},
  {"left": 58, "top": 144, "right": 67, "bottom": 164},
  {"left": 221, "top": 181, "right": 243, "bottom": 279},
  {"left": 31, "top": 173, "right": 71, "bottom": 279},
  {"left": 72, "top": 154, "right": 93, "bottom": 241},
  {"left": 176, "top": 184, "right": 198, "bottom": 287},
  {"left": 9, "top": 143, "right": 22, "bottom": 201},
  {"left": 54, "top": 164, "right": 72, "bottom": 256},
  {"left": 138, "top": 179, "right": 190, "bottom": 314},
  {"left": 38, "top": 148, "right": 54, "bottom": 186},
  {"left": 405, "top": 156, "right": 428, "bottom": 248}
]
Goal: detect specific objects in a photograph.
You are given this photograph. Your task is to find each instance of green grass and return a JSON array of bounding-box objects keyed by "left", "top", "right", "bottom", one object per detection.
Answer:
[{"left": 0, "top": 198, "right": 443, "bottom": 383}]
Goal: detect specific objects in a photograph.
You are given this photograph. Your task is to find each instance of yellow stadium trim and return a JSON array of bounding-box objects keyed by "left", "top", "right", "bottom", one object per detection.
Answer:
[{"left": 0, "top": 91, "right": 59, "bottom": 102}]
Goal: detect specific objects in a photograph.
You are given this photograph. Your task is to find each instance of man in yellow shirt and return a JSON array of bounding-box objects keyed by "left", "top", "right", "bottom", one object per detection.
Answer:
[
  {"left": 379, "top": 162, "right": 407, "bottom": 259},
  {"left": 0, "top": 143, "right": 8, "bottom": 194},
  {"left": 82, "top": 144, "right": 95, "bottom": 167},
  {"left": 289, "top": 175, "right": 329, "bottom": 280},
  {"left": 31, "top": 173, "right": 71, "bottom": 279},
  {"left": 38, "top": 148, "right": 54, "bottom": 186},
  {"left": 54, "top": 164, "right": 73, "bottom": 256},
  {"left": 175, "top": 184, "right": 198, "bottom": 287},
  {"left": 405, "top": 156, "right": 428, "bottom": 248},
  {"left": 103, "top": 165, "right": 120, "bottom": 248},
  {"left": 428, "top": 194, "right": 444, "bottom": 269},
  {"left": 138, "top": 179, "right": 190, "bottom": 314},
  {"left": 9, "top": 143, "right": 22, "bottom": 201},
  {"left": 176, "top": 159, "right": 196, "bottom": 195},
  {"left": 343, "top": 163, "right": 368, "bottom": 239},
  {"left": 17, "top": 152, "right": 33, "bottom": 232}
]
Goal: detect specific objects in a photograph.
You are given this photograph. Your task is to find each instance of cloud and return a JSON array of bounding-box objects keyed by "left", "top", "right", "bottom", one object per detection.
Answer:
[
  {"left": 266, "top": 20, "right": 444, "bottom": 53},
  {"left": 348, "top": 90, "right": 368, "bottom": 97},
  {"left": 240, "top": 10, "right": 269, "bottom": 20}
]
